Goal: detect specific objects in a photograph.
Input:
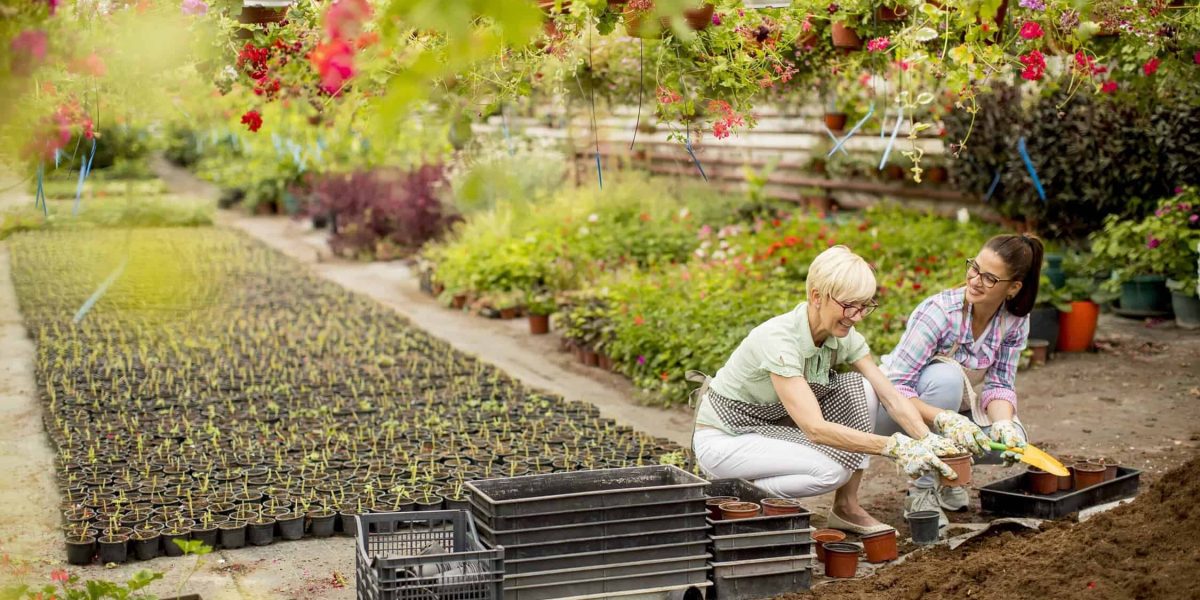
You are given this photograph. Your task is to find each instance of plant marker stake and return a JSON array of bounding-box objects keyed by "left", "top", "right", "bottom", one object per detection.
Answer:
[
  {"left": 821, "top": 126, "right": 850, "bottom": 155},
  {"left": 35, "top": 162, "right": 47, "bottom": 216},
  {"left": 630, "top": 37, "right": 644, "bottom": 151},
  {"left": 73, "top": 138, "right": 97, "bottom": 216},
  {"left": 984, "top": 169, "right": 1002, "bottom": 202},
  {"left": 73, "top": 257, "right": 128, "bottom": 324},
  {"left": 684, "top": 124, "right": 708, "bottom": 182},
  {"left": 827, "top": 103, "right": 875, "bottom": 158},
  {"left": 878, "top": 108, "right": 904, "bottom": 170},
  {"left": 55, "top": 148, "right": 61, "bottom": 169},
  {"left": 1017, "top": 137, "right": 1046, "bottom": 202}
]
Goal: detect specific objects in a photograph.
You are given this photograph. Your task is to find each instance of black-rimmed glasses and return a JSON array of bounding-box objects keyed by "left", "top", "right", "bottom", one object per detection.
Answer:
[
  {"left": 965, "top": 259, "right": 1014, "bottom": 288},
  {"left": 830, "top": 297, "right": 879, "bottom": 319}
]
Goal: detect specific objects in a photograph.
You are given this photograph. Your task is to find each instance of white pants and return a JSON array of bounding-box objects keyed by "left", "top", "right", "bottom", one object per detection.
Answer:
[{"left": 692, "top": 379, "right": 881, "bottom": 498}]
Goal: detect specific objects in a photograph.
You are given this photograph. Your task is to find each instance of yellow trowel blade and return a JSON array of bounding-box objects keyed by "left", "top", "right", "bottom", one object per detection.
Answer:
[{"left": 990, "top": 441, "right": 1069, "bottom": 476}]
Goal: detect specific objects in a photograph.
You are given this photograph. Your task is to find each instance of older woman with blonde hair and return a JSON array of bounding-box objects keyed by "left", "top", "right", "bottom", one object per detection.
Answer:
[{"left": 691, "top": 246, "right": 964, "bottom": 533}]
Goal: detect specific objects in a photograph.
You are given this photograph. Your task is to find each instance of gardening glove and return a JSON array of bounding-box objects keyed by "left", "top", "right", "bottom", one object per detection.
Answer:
[
  {"left": 917, "top": 431, "right": 964, "bottom": 458},
  {"left": 933, "top": 410, "right": 991, "bottom": 456},
  {"left": 882, "top": 433, "right": 957, "bottom": 481},
  {"left": 989, "top": 419, "right": 1027, "bottom": 466}
]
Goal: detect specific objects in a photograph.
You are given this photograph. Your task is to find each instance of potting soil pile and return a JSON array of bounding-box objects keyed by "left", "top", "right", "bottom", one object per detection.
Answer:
[{"left": 786, "top": 455, "right": 1200, "bottom": 600}]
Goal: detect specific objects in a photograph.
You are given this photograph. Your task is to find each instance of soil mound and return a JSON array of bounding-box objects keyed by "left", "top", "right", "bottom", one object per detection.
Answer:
[{"left": 788, "top": 455, "right": 1200, "bottom": 600}]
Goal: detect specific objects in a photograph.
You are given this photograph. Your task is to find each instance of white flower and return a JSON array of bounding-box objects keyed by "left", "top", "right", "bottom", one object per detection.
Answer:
[
  {"left": 719, "top": 240, "right": 730, "bottom": 250},
  {"left": 694, "top": 248, "right": 707, "bottom": 258},
  {"left": 578, "top": 226, "right": 590, "bottom": 236},
  {"left": 678, "top": 208, "right": 690, "bottom": 219},
  {"left": 587, "top": 213, "right": 599, "bottom": 223},
  {"left": 712, "top": 250, "right": 727, "bottom": 260},
  {"left": 957, "top": 208, "right": 971, "bottom": 224},
  {"left": 700, "top": 240, "right": 712, "bottom": 249}
]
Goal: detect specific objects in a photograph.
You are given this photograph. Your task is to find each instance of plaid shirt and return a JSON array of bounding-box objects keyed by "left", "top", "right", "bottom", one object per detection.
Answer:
[{"left": 887, "top": 287, "right": 1028, "bottom": 411}]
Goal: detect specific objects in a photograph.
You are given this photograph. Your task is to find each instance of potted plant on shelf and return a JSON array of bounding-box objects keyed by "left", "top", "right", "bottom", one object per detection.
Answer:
[
  {"left": 1090, "top": 208, "right": 1176, "bottom": 318},
  {"left": 526, "top": 290, "right": 556, "bottom": 335},
  {"left": 1143, "top": 190, "right": 1200, "bottom": 328}
]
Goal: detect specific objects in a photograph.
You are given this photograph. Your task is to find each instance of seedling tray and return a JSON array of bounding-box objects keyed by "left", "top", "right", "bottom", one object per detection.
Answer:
[
  {"left": 711, "top": 541, "right": 813, "bottom": 564},
  {"left": 469, "top": 497, "right": 708, "bottom": 531},
  {"left": 704, "top": 479, "right": 812, "bottom": 535},
  {"left": 476, "top": 512, "right": 709, "bottom": 546},
  {"left": 507, "top": 540, "right": 710, "bottom": 575},
  {"left": 978, "top": 466, "right": 1141, "bottom": 519},
  {"left": 501, "top": 526, "right": 711, "bottom": 561},
  {"left": 504, "top": 566, "right": 710, "bottom": 600},
  {"left": 709, "top": 565, "right": 812, "bottom": 600},
  {"left": 467, "top": 466, "right": 709, "bottom": 518},
  {"left": 505, "top": 554, "right": 710, "bottom": 588}
]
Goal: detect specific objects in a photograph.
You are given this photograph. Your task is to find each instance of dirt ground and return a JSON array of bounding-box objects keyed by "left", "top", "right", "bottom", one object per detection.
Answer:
[{"left": 0, "top": 162, "right": 1197, "bottom": 598}]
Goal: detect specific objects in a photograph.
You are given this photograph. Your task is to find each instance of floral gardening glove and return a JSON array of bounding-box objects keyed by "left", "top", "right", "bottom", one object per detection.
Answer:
[
  {"left": 933, "top": 410, "right": 991, "bottom": 456},
  {"left": 989, "top": 419, "right": 1027, "bottom": 466},
  {"left": 882, "top": 433, "right": 957, "bottom": 480},
  {"left": 918, "top": 431, "right": 965, "bottom": 457}
]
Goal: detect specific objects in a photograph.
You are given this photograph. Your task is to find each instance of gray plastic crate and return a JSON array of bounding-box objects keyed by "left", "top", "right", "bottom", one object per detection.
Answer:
[
  {"left": 355, "top": 510, "right": 504, "bottom": 600},
  {"left": 506, "top": 554, "right": 710, "bottom": 588},
  {"left": 711, "top": 541, "right": 812, "bottom": 564},
  {"left": 506, "top": 540, "right": 710, "bottom": 575},
  {"left": 708, "top": 555, "right": 814, "bottom": 579},
  {"left": 710, "top": 528, "right": 813, "bottom": 551},
  {"left": 503, "top": 526, "right": 710, "bottom": 561},
  {"left": 708, "top": 566, "right": 811, "bottom": 600},
  {"left": 469, "top": 497, "right": 708, "bottom": 532},
  {"left": 704, "top": 479, "right": 812, "bottom": 536},
  {"left": 466, "top": 466, "right": 709, "bottom": 518},
  {"left": 504, "top": 566, "right": 711, "bottom": 600},
  {"left": 477, "top": 512, "right": 709, "bottom": 546}
]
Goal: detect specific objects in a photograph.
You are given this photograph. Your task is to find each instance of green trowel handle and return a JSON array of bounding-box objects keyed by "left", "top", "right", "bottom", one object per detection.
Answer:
[{"left": 988, "top": 441, "right": 1023, "bottom": 453}]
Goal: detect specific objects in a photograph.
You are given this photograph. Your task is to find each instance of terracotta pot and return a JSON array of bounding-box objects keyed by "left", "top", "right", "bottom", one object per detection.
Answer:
[
  {"left": 718, "top": 501, "right": 760, "bottom": 520},
  {"left": 597, "top": 353, "right": 613, "bottom": 371},
  {"left": 938, "top": 453, "right": 973, "bottom": 487},
  {"left": 1094, "top": 458, "right": 1119, "bottom": 481},
  {"left": 926, "top": 165, "right": 949, "bottom": 183},
  {"left": 1073, "top": 462, "right": 1106, "bottom": 489},
  {"left": 1058, "top": 465, "right": 1075, "bottom": 491},
  {"left": 451, "top": 293, "right": 467, "bottom": 309},
  {"left": 877, "top": 5, "right": 908, "bottom": 21},
  {"left": 528, "top": 314, "right": 550, "bottom": 335},
  {"left": 240, "top": 4, "right": 290, "bottom": 26},
  {"left": 1025, "top": 467, "right": 1058, "bottom": 495},
  {"left": 761, "top": 498, "right": 802, "bottom": 516},
  {"left": 625, "top": 3, "right": 714, "bottom": 38},
  {"left": 884, "top": 164, "right": 905, "bottom": 180},
  {"left": 705, "top": 496, "right": 739, "bottom": 520},
  {"left": 862, "top": 529, "right": 898, "bottom": 563},
  {"left": 805, "top": 196, "right": 833, "bottom": 214},
  {"left": 823, "top": 112, "right": 848, "bottom": 131},
  {"left": 795, "top": 31, "right": 820, "bottom": 50},
  {"left": 582, "top": 349, "right": 600, "bottom": 367},
  {"left": 1057, "top": 301, "right": 1099, "bottom": 352},
  {"left": 831, "top": 22, "right": 862, "bottom": 49},
  {"left": 823, "top": 542, "right": 860, "bottom": 578},
  {"left": 813, "top": 528, "right": 845, "bottom": 562},
  {"left": 1028, "top": 339, "right": 1050, "bottom": 366},
  {"left": 499, "top": 307, "right": 520, "bottom": 320}
]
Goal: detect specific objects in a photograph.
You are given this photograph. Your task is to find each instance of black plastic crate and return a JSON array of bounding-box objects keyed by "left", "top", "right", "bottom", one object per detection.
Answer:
[
  {"left": 709, "top": 565, "right": 812, "bottom": 600},
  {"left": 506, "top": 540, "right": 710, "bottom": 575},
  {"left": 469, "top": 497, "right": 708, "bottom": 532},
  {"left": 355, "top": 510, "right": 504, "bottom": 600},
  {"left": 502, "top": 526, "right": 710, "bottom": 561},
  {"left": 704, "top": 479, "right": 812, "bottom": 535},
  {"left": 476, "top": 511, "right": 709, "bottom": 546},
  {"left": 504, "top": 565, "right": 711, "bottom": 600},
  {"left": 466, "top": 466, "right": 709, "bottom": 518},
  {"left": 505, "top": 553, "right": 710, "bottom": 587},
  {"left": 978, "top": 466, "right": 1141, "bottom": 519},
  {"left": 711, "top": 541, "right": 812, "bottom": 564}
]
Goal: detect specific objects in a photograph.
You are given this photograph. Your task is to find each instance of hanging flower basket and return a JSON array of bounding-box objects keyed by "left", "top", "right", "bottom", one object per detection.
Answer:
[
  {"left": 625, "top": 3, "right": 715, "bottom": 39},
  {"left": 240, "top": 0, "right": 292, "bottom": 26},
  {"left": 831, "top": 22, "right": 862, "bottom": 49},
  {"left": 877, "top": 6, "right": 908, "bottom": 22},
  {"left": 823, "top": 112, "right": 848, "bottom": 131}
]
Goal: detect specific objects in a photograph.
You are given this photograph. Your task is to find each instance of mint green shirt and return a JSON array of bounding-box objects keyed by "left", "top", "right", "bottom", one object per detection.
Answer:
[{"left": 695, "top": 302, "right": 871, "bottom": 434}]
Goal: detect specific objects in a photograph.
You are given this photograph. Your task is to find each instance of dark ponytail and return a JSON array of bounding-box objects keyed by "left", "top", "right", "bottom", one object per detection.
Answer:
[{"left": 983, "top": 233, "right": 1044, "bottom": 317}]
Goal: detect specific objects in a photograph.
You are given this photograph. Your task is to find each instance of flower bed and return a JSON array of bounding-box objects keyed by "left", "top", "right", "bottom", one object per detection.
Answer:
[{"left": 10, "top": 228, "right": 679, "bottom": 563}]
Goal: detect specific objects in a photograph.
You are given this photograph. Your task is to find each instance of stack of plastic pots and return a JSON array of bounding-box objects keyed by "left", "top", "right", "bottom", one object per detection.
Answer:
[{"left": 704, "top": 479, "right": 815, "bottom": 598}]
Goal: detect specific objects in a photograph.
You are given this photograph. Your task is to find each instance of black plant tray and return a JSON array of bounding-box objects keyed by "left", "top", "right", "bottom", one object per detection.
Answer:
[
  {"left": 504, "top": 565, "right": 710, "bottom": 600},
  {"left": 704, "top": 479, "right": 813, "bottom": 536},
  {"left": 476, "top": 511, "right": 709, "bottom": 546},
  {"left": 469, "top": 496, "right": 708, "bottom": 532},
  {"left": 506, "top": 540, "right": 710, "bottom": 575},
  {"left": 466, "top": 466, "right": 709, "bottom": 518},
  {"left": 500, "top": 526, "right": 710, "bottom": 561},
  {"left": 978, "top": 466, "right": 1141, "bottom": 519}
]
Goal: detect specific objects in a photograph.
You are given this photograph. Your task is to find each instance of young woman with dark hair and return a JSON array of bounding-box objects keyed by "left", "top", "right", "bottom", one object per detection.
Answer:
[{"left": 874, "top": 234, "right": 1045, "bottom": 527}]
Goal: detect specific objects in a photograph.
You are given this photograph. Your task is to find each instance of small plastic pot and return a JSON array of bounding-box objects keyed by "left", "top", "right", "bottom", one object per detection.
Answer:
[
  {"left": 760, "top": 498, "right": 802, "bottom": 516},
  {"left": 813, "top": 528, "right": 846, "bottom": 562},
  {"left": 718, "top": 501, "right": 760, "bottom": 520},
  {"left": 861, "top": 529, "right": 898, "bottom": 563},
  {"left": 907, "top": 510, "right": 941, "bottom": 545},
  {"left": 161, "top": 530, "right": 190, "bottom": 557},
  {"left": 277, "top": 513, "right": 305, "bottom": 541},
  {"left": 307, "top": 510, "right": 336, "bottom": 538},
  {"left": 1028, "top": 339, "right": 1050, "bottom": 366},
  {"left": 1095, "top": 458, "right": 1119, "bottom": 481},
  {"left": 65, "top": 535, "right": 96, "bottom": 565},
  {"left": 191, "top": 525, "right": 219, "bottom": 550},
  {"left": 1058, "top": 465, "right": 1075, "bottom": 492},
  {"left": 705, "top": 496, "right": 739, "bottom": 520},
  {"left": 97, "top": 534, "right": 129, "bottom": 564},
  {"left": 938, "top": 454, "right": 973, "bottom": 487},
  {"left": 1025, "top": 467, "right": 1059, "bottom": 495},
  {"left": 1073, "top": 462, "right": 1106, "bottom": 489},
  {"left": 131, "top": 531, "right": 161, "bottom": 561},
  {"left": 219, "top": 520, "right": 246, "bottom": 549},
  {"left": 247, "top": 518, "right": 276, "bottom": 546},
  {"left": 338, "top": 511, "right": 359, "bottom": 536},
  {"left": 823, "top": 542, "right": 860, "bottom": 578}
]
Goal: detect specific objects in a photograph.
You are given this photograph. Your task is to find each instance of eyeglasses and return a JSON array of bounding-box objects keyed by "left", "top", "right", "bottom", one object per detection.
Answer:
[
  {"left": 830, "top": 296, "right": 879, "bottom": 319},
  {"left": 965, "top": 259, "right": 1015, "bottom": 289}
]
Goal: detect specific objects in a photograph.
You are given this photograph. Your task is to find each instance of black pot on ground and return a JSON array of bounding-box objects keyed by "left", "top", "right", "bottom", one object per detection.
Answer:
[
  {"left": 444, "top": 496, "right": 470, "bottom": 511},
  {"left": 161, "top": 529, "right": 190, "bottom": 557},
  {"left": 247, "top": 518, "right": 276, "bottom": 546},
  {"left": 219, "top": 521, "right": 247, "bottom": 549},
  {"left": 307, "top": 510, "right": 336, "bottom": 538},
  {"left": 97, "top": 534, "right": 129, "bottom": 564},
  {"left": 338, "top": 512, "right": 358, "bottom": 536},
  {"left": 1028, "top": 306, "right": 1059, "bottom": 356},
  {"left": 132, "top": 531, "right": 161, "bottom": 561},
  {"left": 191, "top": 525, "right": 219, "bottom": 550},
  {"left": 66, "top": 535, "right": 96, "bottom": 565},
  {"left": 277, "top": 513, "right": 304, "bottom": 541},
  {"left": 415, "top": 496, "right": 445, "bottom": 511}
]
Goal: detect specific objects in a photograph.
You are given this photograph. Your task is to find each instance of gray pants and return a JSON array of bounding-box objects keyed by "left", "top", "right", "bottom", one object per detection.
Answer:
[{"left": 873, "top": 362, "right": 1027, "bottom": 488}]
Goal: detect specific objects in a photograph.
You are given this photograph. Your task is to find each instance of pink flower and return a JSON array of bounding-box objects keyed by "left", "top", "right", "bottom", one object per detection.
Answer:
[
  {"left": 10, "top": 29, "right": 49, "bottom": 76},
  {"left": 711, "top": 12, "right": 721, "bottom": 26},
  {"left": 1143, "top": 57, "right": 1161, "bottom": 76},
  {"left": 1146, "top": 236, "right": 1161, "bottom": 249},
  {"left": 1020, "top": 50, "right": 1045, "bottom": 81},
  {"left": 1018, "top": 21, "right": 1044, "bottom": 40},
  {"left": 309, "top": 39, "right": 356, "bottom": 95},
  {"left": 51, "top": 569, "right": 68, "bottom": 583},
  {"left": 1101, "top": 80, "right": 1118, "bottom": 93},
  {"left": 325, "top": 0, "right": 372, "bottom": 40},
  {"left": 1194, "top": 51, "right": 1200, "bottom": 65},
  {"left": 181, "top": 0, "right": 208, "bottom": 16},
  {"left": 637, "top": 355, "right": 646, "bottom": 366},
  {"left": 45, "top": 0, "right": 59, "bottom": 15},
  {"left": 866, "top": 37, "right": 890, "bottom": 53},
  {"left": 1190, "top": 214, "right": 1199, "bottom": 224},
  {"left": 240, "top": 110, "right": 263, "bottom": 132},
  {"left": 656, "top": 86, "right": 681, "bottom": 104}
]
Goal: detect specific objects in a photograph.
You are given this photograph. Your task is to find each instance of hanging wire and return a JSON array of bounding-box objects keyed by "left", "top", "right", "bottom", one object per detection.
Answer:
[
  {"left": 587, "top": 23, "right": 603, "bottom": 189},
  {"left": 629, "top": 37, "right": 644, "bottom": 151}
]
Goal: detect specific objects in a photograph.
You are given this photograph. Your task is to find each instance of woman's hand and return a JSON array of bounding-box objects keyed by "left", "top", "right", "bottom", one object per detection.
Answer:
[
  {"left": 989, "top": 419, "right": 1026, "bottom": 466},
  {"left": 934, "top": 410, "right": 991, "bottom": 456},
  {"left": 882, "top": 433, "right": 957, "bottom": 480}
]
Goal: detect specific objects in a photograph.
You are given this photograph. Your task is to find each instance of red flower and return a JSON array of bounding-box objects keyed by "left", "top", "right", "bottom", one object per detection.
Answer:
[
  {"left": 309, "top": 39, "right": 356, "bottom": 95},
  {"left": 240, "top": 110, "right": 263, "bottom": 132},
  {"left": 51, "top": 569, "right": 69, "bottom": 583},
  {"left": 1018, "top": 22, "right": 1043, "bottom": 40},
  {"left": 1019, "top": 50, "right": 1046, "bottom": 81},
  {"left": 1195, "top": 51, "right": 1200, "bottom": 65},
  {"left": 324, "top": 0, "right": 372, "bottom": 41},
  {"left": 1101, "top": 80, "right": 1118, "bottom": 94},
  {"left": 1143, "top": 57, "right": 1161, "bottom": 76},
  {"left": 656, "top": 86, "right": 681, "bottom": 104},
  {"left": 660, "top": 371, "right": 670, "bottom": 382},
  {"left": 634, "top": 315, "right": 645, "bottom": 326}
]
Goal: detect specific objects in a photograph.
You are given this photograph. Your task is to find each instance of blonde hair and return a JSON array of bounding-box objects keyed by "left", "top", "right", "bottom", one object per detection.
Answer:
[{"left": 805, "top": 245, "right": 877, "bottom": 303}]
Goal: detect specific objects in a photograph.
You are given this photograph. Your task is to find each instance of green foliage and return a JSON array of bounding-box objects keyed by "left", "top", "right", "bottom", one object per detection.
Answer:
[
  {"left": 0, "top": 196, "right": 214, "bottom": 241},
  {"left": 1092, "top": 189, "right": 1200, "bottom": 295}
]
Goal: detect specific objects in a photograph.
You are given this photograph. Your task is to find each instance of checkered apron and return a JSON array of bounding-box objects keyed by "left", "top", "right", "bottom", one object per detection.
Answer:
[{"left": 701, "top": 370, "right": 872, "bottom": 472}]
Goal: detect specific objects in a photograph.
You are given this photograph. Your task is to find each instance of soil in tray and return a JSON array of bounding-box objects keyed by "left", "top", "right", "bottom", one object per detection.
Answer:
[{"left": 783, "top": 454, "right": 1200, "bottom": 600}]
